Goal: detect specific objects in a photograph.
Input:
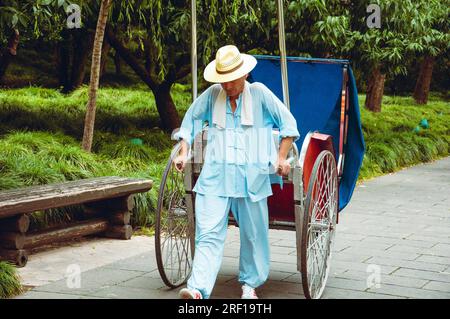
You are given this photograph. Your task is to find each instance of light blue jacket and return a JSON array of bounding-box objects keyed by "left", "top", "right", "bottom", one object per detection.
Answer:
[{"left": 173, "top": 82, "right": 300, "bottom": 202}]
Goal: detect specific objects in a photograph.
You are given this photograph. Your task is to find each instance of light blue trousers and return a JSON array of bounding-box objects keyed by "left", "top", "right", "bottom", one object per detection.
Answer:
[{"left": 187, "top": 193, "right": 270, "bottom": 299}]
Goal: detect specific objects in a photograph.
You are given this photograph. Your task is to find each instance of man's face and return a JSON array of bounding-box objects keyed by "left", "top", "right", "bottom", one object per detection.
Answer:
[{"left": 221, "top": 74, "right": 248, "bottom": 98}]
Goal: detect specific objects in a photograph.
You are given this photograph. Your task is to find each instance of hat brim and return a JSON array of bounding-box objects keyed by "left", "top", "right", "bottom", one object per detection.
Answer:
[{"left": 203, "top": 54, "right": 257, "bottom": 83}]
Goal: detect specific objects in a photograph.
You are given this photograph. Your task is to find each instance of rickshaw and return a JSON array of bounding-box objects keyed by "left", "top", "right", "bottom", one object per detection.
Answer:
[{"left": 155, "top": 0, "right": 365, "bottom": 299}]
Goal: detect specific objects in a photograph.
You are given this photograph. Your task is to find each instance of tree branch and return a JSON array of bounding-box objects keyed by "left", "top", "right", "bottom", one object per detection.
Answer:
[
  {"left": 105, "top": 26, "right": 157, "bottom": 91},
  {"left": 175, "top": 66, "right": 191, "bottom": 81}
]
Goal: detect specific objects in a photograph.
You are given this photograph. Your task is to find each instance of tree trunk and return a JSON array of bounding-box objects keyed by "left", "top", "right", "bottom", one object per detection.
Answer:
[
  {"left": 105, "top": 28, "right": 182, "bottom": 132},
  {"left": 413, "top": 55, "right": 435, "bottom": 105},
  {"left": 70, "top": 30, "right": 93, "bottom": 90},
  {"left": 154, "top": 83, "right": 181, "bottom": 131},
  {"left": 0, "top": 29, "right": 20, "bottom": 83},
  {"left": 57, "top": 29, "right": 72, "bottom": 93},
  {"left": 82, "top": 0, "right": 113, "bottom": 152},
  {"left": 100, "top": 38, "right": 110, "bottom": 79},
  {"left": 114, "top": 51, "right": 122, "bottom": 75},
  {"left": 365, "top": 66, "right": 386, "bottom": 112}
]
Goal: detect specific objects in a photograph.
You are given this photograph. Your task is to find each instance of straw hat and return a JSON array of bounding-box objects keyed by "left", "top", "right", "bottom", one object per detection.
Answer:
[{"left": 204, "top": 45, "right": 257, "bottom": 83}]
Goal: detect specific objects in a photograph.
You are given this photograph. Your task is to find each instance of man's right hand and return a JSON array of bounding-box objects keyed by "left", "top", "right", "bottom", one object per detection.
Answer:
[
  {"left": 173, "top": 154, "right": 188, "bottom": 172},
  {"left": 173, "top": 140, "right": 190, "bottom": 172}
]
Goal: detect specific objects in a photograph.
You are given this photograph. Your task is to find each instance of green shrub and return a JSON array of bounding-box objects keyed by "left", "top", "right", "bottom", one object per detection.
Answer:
[
  {"left": 0, "top": 262, "right": 22, "bottom": 299},
  {"left": 359, "top": 93, "right": 449, "bottom": 180}
]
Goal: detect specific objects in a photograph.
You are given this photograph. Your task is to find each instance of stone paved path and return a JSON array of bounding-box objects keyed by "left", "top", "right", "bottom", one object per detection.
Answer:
[{"left": 16, "top": 157, "right": 450, "bottom": 299}]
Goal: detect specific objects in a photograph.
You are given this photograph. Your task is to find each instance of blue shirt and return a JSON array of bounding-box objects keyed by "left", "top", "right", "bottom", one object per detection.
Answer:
[{"left": 173, "top": 82, "right": 300, "bottom": 202}]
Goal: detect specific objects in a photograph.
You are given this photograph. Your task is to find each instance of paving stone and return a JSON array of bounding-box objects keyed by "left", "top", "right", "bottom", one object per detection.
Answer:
[
  {"left": 281, "top": 273, "right": 302, "bottom": 284},
  {"left": 334, "top": 233, "right": 366, "bottom": 241},
  {"left": 258, "top": 280, "right": 304, "bottom": 295},
  {"left": 340, "top": 247, "right": 420, "bottom": 261},
  {"left": 360, "top": 236, "right": 436, "bottom": 249},
  {"left": 422, "top": 281, "right": 450, "bottom": 293},
  {"left": 392, "top": 268, "right": 450, "bottom": 283},
  {"left": 258, "top": 291, "right": 303, "bottom": 299},
  {"left": 270, "top": 252, "right": 298, "bottom": 264},
  {"left": 407, "top": 235, "right": 450, "bottom": 245},
  {"left": 413, "top": 231, "right": 450, "bottom": 240},
  {"left": 271, "top": 240, "right": 297, "bottom": 249},
  {"left": 426, "top": 244, "right": 450, "bottom": 258},
  {"left": 210, "top": 285, "right": 242, "bottom": 299},
  {"left": 31, "top": 268, "right": 146, "bottom": 295},
  {"left": 91, "top": 285, "right": 178, "bottom": 299},
  {"left": 367, "top": 283, "right": 450, "bottom": 299},
  {"left": 103, "top": 252, "right": 158, "bottom": 272},
  {"left": 334, "top": 270, "right": 429, "bottom": 289},
  {"left": 117, "top": 275, "right": 166, "bottom": 290},
  {"left": 321, "top": 287, "right": 405, "bottom": 299},
  {"left": 141, "top": 269, "right": 165, "bottom": 279},
  {"left": 16, "top": 291, "right": 95, "bottom": 299},
  {"left": 267, "top": 238, "right": 282, "bottom": 245},
  {"left": 348, "top": 241, "right": 395, "bottom": 251},
  {"left": 332, "top": 260, "right": 398, "bottom": 275},
  {"left": 365, "top": 256, "right": 447, "bottom": 272},
  {"left": 332, "top": 240, "right": 354, "bottom": 253},
  {"left": 332, "top": 251, "right": 372, "bottom": 263},
  {"left": 268, "top": 270, "right": 294, "bottom": 281},
  {"left": 223, "top": 247, "right": 240, "bottom": 258},
  {"left": 268, "top": 230, "right": 296, "bottom": 240},
  {"left": 340, "top": 229, "right": 413, "bottom": 240},
  {"left": 421, "top": 225, "right": 450, "bottom": 233},
  {"left": 326, "top": 277, "right": 368, "bottom": 291},
  {"left": 269, "top": 261, "right": 298, "bottom": 273},
  {"left": 269, "top": 245, "right": 298, "bottom": 255},
  {"left": 386, "top": 245, "right": 431, "bottom": 255}
]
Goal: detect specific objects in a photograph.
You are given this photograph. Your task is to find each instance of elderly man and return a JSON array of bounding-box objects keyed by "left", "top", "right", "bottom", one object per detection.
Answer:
[{"left": 172, "top": 45, "right": 299, "bottom": 299}]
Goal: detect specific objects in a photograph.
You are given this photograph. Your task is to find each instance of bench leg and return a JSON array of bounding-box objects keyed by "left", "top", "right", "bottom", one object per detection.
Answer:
[
  {"left": 0, "top": 249, "right": 28, "bottom": 267},
  {"left": 0, "top": 214, "right": 29, "bottom": 266},
  {"left": 83, "top": 195, "right": 135, "bottom": 240},
  {"left": 104, "top": 225, "right": 133, "bottom": 240}
]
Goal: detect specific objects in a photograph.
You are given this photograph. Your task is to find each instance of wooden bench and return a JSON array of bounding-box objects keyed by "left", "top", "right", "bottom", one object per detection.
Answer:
[{"left": 0, "top": 176, "right": 153, "bottom": 267}]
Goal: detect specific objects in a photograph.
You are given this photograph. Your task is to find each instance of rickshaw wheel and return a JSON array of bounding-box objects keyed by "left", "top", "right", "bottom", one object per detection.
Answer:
[
  {"left": 301, "top": 150, "right": 338, "bottom": 299},
  {"left": 155, "top": 143, "right": 193, "bottom": 288}
]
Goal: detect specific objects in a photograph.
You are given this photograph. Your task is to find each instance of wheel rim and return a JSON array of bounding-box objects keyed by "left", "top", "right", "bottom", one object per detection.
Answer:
[
  {"left": 302, "top": 151, "right": 338, "bottom": 299},
  {"left": 155, "top": 145, "right": 193, "bottom": 288}
]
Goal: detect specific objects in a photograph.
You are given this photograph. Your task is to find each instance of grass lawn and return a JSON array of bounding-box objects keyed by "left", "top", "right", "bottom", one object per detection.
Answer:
[{"left": 358, "top": 93, "right": 449, "bottom": 180}]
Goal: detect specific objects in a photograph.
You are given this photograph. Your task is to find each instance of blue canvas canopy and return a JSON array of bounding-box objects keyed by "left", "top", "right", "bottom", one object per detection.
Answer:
[{"left": 249, "top": 56, "right": 365, "bottom": 212}]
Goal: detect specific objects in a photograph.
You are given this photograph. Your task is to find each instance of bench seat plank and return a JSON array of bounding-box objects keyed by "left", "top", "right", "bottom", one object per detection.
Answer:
[{"left": 0, "top": 176, "right": 153, "bottom": 219}]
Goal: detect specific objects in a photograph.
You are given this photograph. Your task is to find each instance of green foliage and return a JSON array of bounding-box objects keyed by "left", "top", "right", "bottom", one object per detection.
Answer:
[
  {"left": 358, "top": 93, "right": 450, "bottom": 180},
  {"left": 349, "top": 0, "right": 449, "bottom": 76},
  {"left": 0, "top": 262, "right": 22, "bottom": 299},
  {"left": 0, "top": 85, "right": 191, "bottom": 137},
  {"left": 108, "top": 0, "right": 263, "bottom": 83},
  {"left": 286, "top": 0, "right": 351, "bottom": 56}
]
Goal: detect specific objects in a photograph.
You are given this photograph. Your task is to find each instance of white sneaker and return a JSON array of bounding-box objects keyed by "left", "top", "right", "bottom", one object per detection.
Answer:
[
  {"left": 179, "top": 287, "right": 203, "bottom": 299},
  {"left": 241, "top": 284, "right": 258, "bottom": 299}
]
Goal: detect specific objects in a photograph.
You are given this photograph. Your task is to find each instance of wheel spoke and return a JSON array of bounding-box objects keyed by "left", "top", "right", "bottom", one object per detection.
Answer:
[
  {"left": 156, "top": 144, "right": 194, "bottom": 287},
  {"left": 303, "top": 151, "right": 338, "bottom": 299}
]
